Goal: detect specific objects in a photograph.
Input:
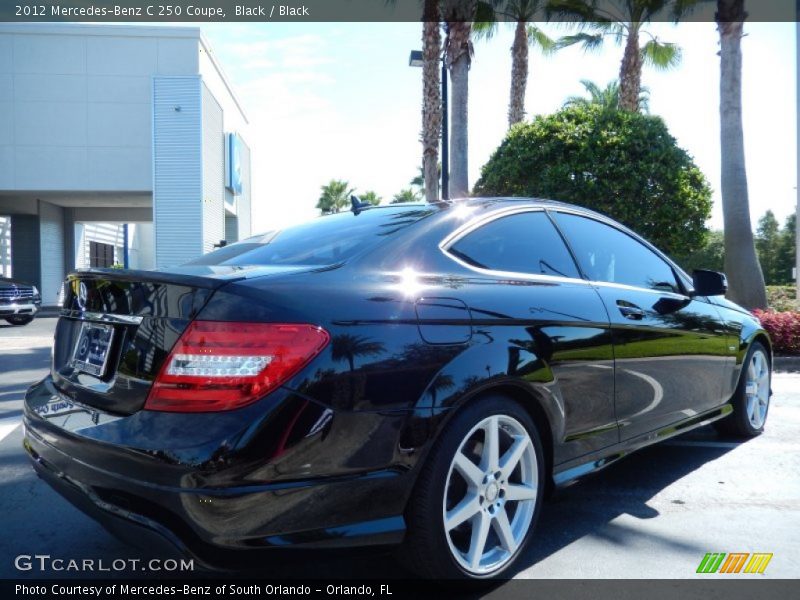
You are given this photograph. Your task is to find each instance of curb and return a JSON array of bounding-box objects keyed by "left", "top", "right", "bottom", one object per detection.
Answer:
[{"left": 774, "top": 356, "right": 800, "bottom": 373}]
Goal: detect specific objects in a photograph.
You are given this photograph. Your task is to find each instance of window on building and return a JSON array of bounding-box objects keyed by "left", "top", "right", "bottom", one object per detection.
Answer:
[{"left": 89, "top": 241, "right": 115, "bottom": 268}]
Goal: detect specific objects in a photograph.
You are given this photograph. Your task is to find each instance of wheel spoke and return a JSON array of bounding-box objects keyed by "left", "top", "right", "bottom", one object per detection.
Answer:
[
  {"left": 466, "top": 511, "right": 491, "bottom": 571},
  {"left": 499, "top": 436, "right": 528, "bottom": 480},
  {"left": 480, "top": 416, "right": 500, "bottom": 472},
  {"left": 453, "top": 451, "right": 484, "bottom": 488},
  {"left": 747, "top": 397, "right": 757, "bottom": 422},
  {"left": 445, "top": 494, "right": 481, "bottom": 531},
  {"left": 505, "top": 483, "right": 537, "bottom": 502},
  {"left": 492, "top": 507, "right": 517, "bottom": 553}
]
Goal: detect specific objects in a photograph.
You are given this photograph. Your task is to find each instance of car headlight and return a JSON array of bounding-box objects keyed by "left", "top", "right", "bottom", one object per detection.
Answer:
[{"left": 32, "top": 285, "right": 40, "bottom": 297}]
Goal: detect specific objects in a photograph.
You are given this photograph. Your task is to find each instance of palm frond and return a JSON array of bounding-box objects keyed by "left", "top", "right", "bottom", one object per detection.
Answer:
[
  {"left": 545, "top": 0, "right": 598, "bottom": 22},
  {"left": 473, "top": 0, "right": 499, "bottom": 39},
  {"left": 527, "top": 25, "right": 558, "bottom": 55},
  {"left": 557, "top": 32, "right": 605, "bottom": 53},
  {"left": 641, "top": 39, "right": 682, "bottom": 70}
]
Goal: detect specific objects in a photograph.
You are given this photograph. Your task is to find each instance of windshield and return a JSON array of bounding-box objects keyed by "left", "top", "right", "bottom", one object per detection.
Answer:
[{"left": 184, "top": 206, "right": 436, "bottom": 267}]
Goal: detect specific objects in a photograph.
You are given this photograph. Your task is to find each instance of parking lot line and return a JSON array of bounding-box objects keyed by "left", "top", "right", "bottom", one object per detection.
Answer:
[{"left": 0, "top": 418, "right": 20, "bottom": 443}]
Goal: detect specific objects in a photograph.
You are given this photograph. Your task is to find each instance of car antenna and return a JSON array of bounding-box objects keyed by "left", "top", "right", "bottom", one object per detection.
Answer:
[{"left": 350, "top": 195, "right": 373, "bottom": 216}]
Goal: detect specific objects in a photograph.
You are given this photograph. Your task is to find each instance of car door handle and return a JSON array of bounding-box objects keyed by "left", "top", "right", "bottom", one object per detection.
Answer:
[{"left": 617, "top": 301, "right": 645, "bottom": 320}]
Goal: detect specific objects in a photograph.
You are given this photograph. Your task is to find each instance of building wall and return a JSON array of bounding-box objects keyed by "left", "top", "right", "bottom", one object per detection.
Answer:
[
  {"left": 38, "top": 200, "right": 64, "bottom": 304},
  {"left": 75, "top": 223, "right": 123, "bottom": 269},
  {"left": 0, "top": 216, "right": 10, "bottom": 277},
  {"left": 152, "top": 76, "right": 203, "bottom": 268},
  {"left": 199, "top": 39, "right": 252, "bottom": 239},
  {"left": 201, "top": 83, "right": 225, "bottom": 254},
  {"left": 9, "top": 215, "right": 39, "bottom": 290},
  {"left": 0, "top": 24, "right": 202, "bottom": 193},
  {"left": 238, "top": 140, "right": 252, "bottom": 238},
  {"left": 128, "top": 223, "right": 154, "bottom": 270},
  {"left": 0, "top": 24, "right": 252, "bottom": 279},
  {"left": 73, "top": 222, "right": 154, "bottom": 271}
]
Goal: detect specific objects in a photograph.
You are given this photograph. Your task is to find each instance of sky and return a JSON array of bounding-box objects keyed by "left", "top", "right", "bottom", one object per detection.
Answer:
[{"left": 195, "top": 20, "right": 797, "bottom": 234}]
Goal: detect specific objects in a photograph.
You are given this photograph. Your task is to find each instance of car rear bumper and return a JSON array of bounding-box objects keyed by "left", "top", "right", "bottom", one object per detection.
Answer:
[
  {"left": 23, "top": 377, "right": 413, "bottom": 568},
  {"left": 0, "top": 302, "right": 39, "bottom": 316}
]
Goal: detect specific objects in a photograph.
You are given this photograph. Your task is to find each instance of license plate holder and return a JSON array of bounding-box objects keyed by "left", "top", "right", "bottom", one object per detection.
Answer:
[{"left": 71, "top": 321, "right": 115, "bottom": 377}]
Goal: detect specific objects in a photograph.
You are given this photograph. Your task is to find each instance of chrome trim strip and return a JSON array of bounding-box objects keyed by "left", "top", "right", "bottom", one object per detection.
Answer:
[{"left": 60, "top": 309, "right": 143, "bottom": 325}]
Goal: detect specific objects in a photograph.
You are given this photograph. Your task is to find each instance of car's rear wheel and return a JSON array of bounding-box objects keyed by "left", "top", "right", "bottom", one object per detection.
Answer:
[
  {"left": 401, "top": 396, "right": 544, "bottom": 579},
  {"left": 714, "top": 341, "right": 771, "bottom": 438},
  {"left": 4, "top": 315, "right": 34, "bottom": 326}
]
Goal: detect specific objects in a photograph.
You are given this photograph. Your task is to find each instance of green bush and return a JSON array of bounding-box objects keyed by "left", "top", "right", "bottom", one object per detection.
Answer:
[{"left": 474, "top": 105, "right": 713, "bottom": 256}]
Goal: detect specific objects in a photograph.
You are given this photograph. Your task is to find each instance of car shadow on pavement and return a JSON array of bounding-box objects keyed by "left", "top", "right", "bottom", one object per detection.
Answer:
[{"left": 505, "top": 435, "right": 742, "bottom": 578}]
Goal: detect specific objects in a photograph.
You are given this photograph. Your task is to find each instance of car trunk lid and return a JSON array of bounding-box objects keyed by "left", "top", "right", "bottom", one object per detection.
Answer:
[{"left": 51, "top": 265, "right": 318, "bottom": 415}]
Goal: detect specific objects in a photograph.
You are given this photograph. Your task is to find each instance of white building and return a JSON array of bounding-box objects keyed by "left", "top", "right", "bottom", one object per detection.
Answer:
[{"left": 0, "top": 23, "right": 252, "bottom": 305}]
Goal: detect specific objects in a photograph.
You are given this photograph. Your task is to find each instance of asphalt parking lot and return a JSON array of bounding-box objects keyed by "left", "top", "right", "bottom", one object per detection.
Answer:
[{"left": 0, "top": 316, "right": 798, "bottom": 580}]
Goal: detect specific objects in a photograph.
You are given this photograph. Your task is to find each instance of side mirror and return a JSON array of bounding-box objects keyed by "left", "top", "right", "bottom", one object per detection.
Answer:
[{"left": 692, "top": 269, "right": 728, "bottom": 297}]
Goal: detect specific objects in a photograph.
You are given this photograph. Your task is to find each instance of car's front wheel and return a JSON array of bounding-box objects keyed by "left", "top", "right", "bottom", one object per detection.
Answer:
[
  {"left": 715, "top": 341, "right": 771, "bottom": 438},
  {"left": 4, "top": 315, "right": 34, "bottom": 326},
  {"left": 402, "top": 396, "right": 544, "bottom": 579}
]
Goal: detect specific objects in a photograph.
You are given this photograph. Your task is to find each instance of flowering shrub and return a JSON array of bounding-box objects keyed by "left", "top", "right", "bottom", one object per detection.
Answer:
[
  {"left": 752, "top": 309, "right": 800, "bottom": 356},
  {"left": 766, "top": 286, "right": 798, "bottom": 312}
]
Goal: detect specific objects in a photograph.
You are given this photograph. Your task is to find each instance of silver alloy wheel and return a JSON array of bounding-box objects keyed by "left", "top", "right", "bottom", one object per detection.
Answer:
[
  {"left": 442, "top": 414, "right": 538, "bottom": 575},
  {"left": 744, "top": 349, "right": 770, "bottom": 429}
]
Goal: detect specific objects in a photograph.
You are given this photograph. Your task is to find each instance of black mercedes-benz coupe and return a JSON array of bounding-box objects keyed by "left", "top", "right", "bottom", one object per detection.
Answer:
[{"left": 24, "top": 198, "right": 771, "bottom": 579}]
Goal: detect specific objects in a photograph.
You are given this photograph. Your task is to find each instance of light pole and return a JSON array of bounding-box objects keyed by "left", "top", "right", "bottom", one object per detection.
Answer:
[{"left": 409, "top": 49, "right": 449, "bottom": 200}]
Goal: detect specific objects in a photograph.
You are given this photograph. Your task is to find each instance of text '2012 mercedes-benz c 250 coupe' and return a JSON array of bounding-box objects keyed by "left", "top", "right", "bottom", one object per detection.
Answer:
[{"left": 23, "top": 198, "right": 772, "bottom": 579}]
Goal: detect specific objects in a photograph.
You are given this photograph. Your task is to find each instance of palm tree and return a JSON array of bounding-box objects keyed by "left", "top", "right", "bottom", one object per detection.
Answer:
[
  {"left": 562, "top": 79, "right": 649, "bottom": 112},
  {"left": 473, "top": 0, "right": 557, "bottom": 127},
  {"left": 331, "top": 334, "right": 385, "bottom": 373},
  {"left": 411, "top": 163, "right": 441, "bottom": 195},
  {"left": 550, "top": 0, "right": 691, "bottom": 112},
  {"left": 444, "top": 0, "right": 478, "bottom": 198},
  {"left": 391, "top": 188, "right": 423, "bottom": 204},
  {"left": 421, "top": 0, "right": 442, "bottom": 202},
  {"left": 359, "top": 190, "right": 382, "bottom": 206},
  {"left": 717, "top": 0, "right": 766, "bottom": 308},
  {"left": 316, "top": 179, "right": 354, "bottom": 214},
  {"left": 410, "top": 165, "right": 425, "bottom": 190}
]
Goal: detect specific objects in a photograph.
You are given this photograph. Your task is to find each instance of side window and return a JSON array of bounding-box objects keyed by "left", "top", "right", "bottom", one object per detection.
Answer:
[
  {"left": 554, "top": 212, "right": 680, "bottom": 293},
  {"left": 448, "top": 211, "right": 580, "bottom": 279}
]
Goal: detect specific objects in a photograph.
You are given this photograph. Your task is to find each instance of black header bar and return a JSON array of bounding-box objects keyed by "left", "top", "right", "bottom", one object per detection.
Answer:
[{"left": 0, "top": 0, "right": 796, "bottom": 23}]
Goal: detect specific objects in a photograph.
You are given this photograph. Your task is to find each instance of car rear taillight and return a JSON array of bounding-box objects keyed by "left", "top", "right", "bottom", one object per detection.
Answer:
[{"left": 144, "top": 321, "right": 329, "bottom": 412}]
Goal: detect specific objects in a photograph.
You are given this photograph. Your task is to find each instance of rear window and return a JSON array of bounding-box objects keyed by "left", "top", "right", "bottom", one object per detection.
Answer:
[{"left": 184, "top": 206, "right": 436, "bottom": 267}]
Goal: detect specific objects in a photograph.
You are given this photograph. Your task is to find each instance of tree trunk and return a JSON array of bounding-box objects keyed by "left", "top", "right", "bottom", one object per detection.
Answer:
[
  {"left": 717, "top": 1, "right": 767, "bottom": 309},
  {"left": 618, "top": 26, "right": 642, "bottom": 112},
  {"left": 421, "top": 3, "right": 441, "bottom": 203},
  {"left": 508, "top": 19, "right": 528, "bottom": 127},
  {"left": 444, "top": 0, "right": 475, "bottom": 199}
]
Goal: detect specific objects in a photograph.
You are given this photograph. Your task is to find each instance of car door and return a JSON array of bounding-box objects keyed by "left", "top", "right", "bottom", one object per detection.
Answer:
[
  {"left": 552, "top": 211, "right": 730, "bottom": 441},
  {"left": 443, "top": 209, "right": 618, "bottom": 463}
]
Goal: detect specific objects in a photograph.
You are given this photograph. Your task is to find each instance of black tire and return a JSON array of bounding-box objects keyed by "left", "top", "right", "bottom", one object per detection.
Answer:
[
  {"left": 713, "top": 341, "right": 771, "bottom": 438},
  {"left": 4, "top": 315, "right": 34, "bottom": 326},
  {"left": 401, "top": 396, "right": 545, "bottom": 580}
]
